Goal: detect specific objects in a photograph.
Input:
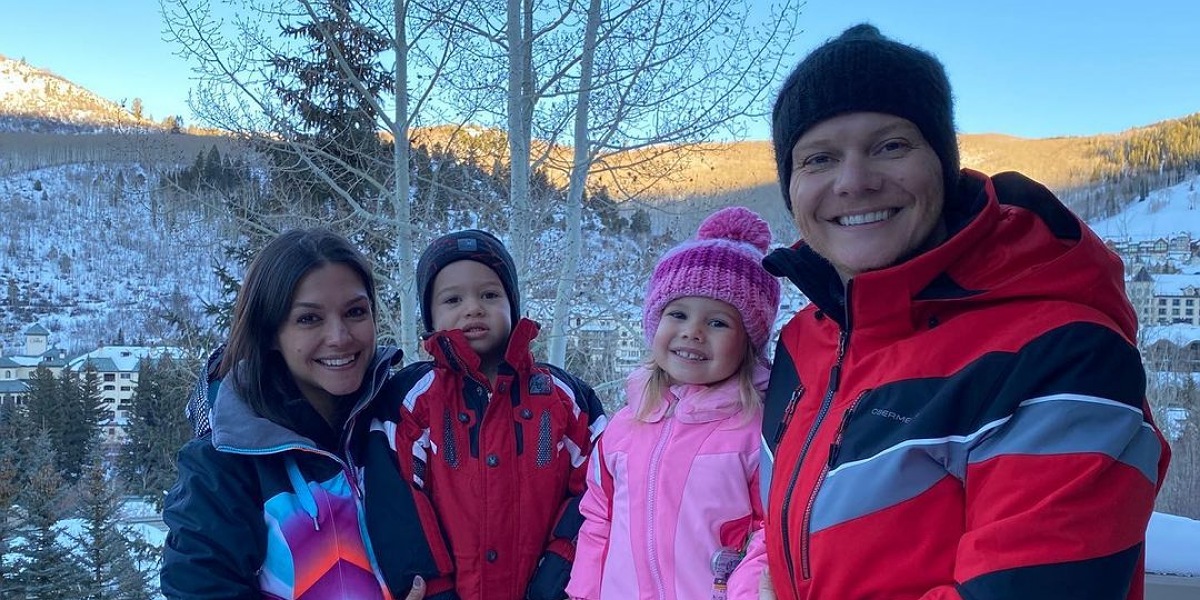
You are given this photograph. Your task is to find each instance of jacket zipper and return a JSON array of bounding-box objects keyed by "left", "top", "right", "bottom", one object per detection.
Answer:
[
  {"left": 437, "top": 334, "right": 494, "bottom": 458},
  {"left": 779, "top": 328, "right": 848, "bottom": 588},
  {"left": 646, "top": 397, "right": 676, "bottom": 600},
  {"left": 800, "top": 391, "right": 864, "bottom": 579},
  {"left": 341, "top": 358, "right": 391, "bottom": 495}
]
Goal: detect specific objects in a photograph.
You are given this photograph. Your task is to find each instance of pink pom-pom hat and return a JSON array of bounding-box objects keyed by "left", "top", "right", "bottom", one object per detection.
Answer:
[{"left": 642, "top": 206, "right": 782, "bottom": 354}]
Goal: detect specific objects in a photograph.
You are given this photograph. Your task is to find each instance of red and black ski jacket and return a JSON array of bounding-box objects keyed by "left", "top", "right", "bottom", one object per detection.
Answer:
[
  {"left": 360, "top": 318, "right": 607, "bottom": 600},
  {"left": 758, "top": 170, "right": 1170, "bottom": 600}
]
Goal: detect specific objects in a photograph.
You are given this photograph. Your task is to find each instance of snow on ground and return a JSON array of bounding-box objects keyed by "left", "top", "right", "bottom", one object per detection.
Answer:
[
  {"left": 1090, "top": 177, "right": 1200, "bottom": 241},
  {"left": 1147, "top": 512, "right": 1200, "bottom": 576}
]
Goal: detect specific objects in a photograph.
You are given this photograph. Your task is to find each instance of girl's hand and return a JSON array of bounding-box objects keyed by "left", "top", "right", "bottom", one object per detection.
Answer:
[
  {"left": 759, "top": 569, "right": 777, "bottom": 600},
  {"left": 405, "top": 576, "right": 426, "bottom": 600}
]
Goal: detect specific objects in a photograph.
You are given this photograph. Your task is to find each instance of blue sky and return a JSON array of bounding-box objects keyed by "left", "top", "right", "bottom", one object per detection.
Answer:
[{"left": 2, "top": 0, "right": 1198, "bottom": 140}]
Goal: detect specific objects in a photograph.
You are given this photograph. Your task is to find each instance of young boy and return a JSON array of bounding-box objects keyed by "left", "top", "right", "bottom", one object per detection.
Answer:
[{"left": 361, "top": 229, "right": 607, "bottom": 600}]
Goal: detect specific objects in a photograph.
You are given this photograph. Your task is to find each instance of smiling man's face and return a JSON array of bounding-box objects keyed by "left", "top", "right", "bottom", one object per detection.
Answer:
[{"left": 788, "top": 111, "right": 946, "bottom": 281}]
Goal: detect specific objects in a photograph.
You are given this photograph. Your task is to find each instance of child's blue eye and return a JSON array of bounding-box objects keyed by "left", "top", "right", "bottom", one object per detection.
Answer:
[
  {"left": 708, "top": 319, "right": 729, "bottom": 328},
  {"left": 666, "top": 310, "right": 687, "bottom": 320},
  {"left": 442, "top": 296, "right": 460, "bottom": 305}
]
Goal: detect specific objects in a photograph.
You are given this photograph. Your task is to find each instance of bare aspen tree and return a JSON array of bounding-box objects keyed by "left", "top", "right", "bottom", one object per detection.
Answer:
[
  {"left": 548, "top": 0, "right": 601, "bottom": 366},
  {"left": 427, "top": 0, "right": 801, "bottom": 365},
  {"left": 160, "top": 0, "right": 460, "bottom": 356},
  {"left": 506, "top": 0, "right": 537, "bottom": 272}
]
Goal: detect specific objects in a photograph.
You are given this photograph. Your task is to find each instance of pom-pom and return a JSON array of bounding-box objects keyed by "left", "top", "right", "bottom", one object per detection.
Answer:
[
  {"left": 841, "top": 23, "right": 882, "bottom": 40},
  {"left": 696, "top": 206, "right": 772, "bottom": 253}
]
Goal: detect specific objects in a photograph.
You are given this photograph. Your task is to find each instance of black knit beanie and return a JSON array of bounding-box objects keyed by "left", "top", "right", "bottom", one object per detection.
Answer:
[
  {"left": 771, "top": 23, "right": 959, "bottom": 212},
  {"left": 416, "top": 229, "right": 520, "bottom": 333}
]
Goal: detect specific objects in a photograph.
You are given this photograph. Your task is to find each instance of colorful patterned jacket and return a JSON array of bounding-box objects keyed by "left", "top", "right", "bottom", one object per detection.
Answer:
[{"left": 161, "top": 347, "right": 403, "bottom": 600}]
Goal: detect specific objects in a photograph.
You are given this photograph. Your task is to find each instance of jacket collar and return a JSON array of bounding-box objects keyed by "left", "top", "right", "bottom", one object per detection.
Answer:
[
  {"left": 210, "top": 346, "right": 402, "bottom": 454},
  {"left": 423, "top": 318, "right": 540, "bottom": 386},
  {"left": 764, "top": 169, "right": 1135, "bottom": 343},
  {"left": 625, "top": 362, "right": 770, "bottom": 424}
]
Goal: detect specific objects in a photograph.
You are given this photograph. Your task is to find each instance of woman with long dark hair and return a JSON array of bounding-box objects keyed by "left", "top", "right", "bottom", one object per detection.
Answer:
[{"left": 161, "top": 227, "right": 424, "bottom": 600}]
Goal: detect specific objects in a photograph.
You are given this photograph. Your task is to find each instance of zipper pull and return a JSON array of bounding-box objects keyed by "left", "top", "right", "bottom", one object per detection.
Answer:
[
  {"left": 772, "top": 385, "right": 804, "bottom": 445},
  {"left": 827, "top": 404, "right": 859, "bottom": 470},
  {"left": 838, "top": 404, "right": 855, "bottom": 430}
]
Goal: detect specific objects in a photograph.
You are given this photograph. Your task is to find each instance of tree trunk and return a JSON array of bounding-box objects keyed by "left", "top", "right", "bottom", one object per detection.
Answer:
[
  {"left": 547, "top": 0, "right": 601, "bottom": 367},
  {"left": 506, "top": 0, "right": 534, "bottom": 277},
  {"left": 392, "top": 0, "right": 418, "bottom": 358}
]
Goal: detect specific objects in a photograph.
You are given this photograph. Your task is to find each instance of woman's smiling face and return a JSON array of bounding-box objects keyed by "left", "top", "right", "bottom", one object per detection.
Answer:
[{"left": 788, "top": 112, "right": 946, "bottom": 281}]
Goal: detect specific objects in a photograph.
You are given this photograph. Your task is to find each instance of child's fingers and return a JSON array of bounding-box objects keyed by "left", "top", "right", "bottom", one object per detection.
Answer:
[{"left": 405, "top": 575, "right": 426, "bottom": 600}]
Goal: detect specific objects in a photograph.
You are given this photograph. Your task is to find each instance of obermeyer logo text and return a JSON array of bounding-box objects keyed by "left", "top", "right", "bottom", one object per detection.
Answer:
[{"left": 870, "top": 408, "right": 913, "bottom": 424}]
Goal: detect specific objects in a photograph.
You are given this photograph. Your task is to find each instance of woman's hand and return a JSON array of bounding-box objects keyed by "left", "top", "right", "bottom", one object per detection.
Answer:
[{"left": 405, "top": 576, "right": 426, "bottom": 600}]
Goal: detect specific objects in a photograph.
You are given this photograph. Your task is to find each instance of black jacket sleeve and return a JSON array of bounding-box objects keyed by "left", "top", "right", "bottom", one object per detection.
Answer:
[{"left": 160, "top": 438, "right": 265, "bottom": 600}]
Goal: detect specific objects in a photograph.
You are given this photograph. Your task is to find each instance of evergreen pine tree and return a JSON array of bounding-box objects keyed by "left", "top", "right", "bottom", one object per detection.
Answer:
[
  {"left": 71, "top": 451, "right": 154, "bottom": 600},
  {"left": 0, "top": 406, "right": 26, "bottom": 597},
  {"left": 267, "top": 0, "right": 390, "bottom": 214},
  {"left": 26, "top": 365, "right": 106, "bottom": 483},
  {"left": 119, "top": 355, "right": 195, "bottom": 509},
  {"left": 61, "top": 366, "right": 107, "bottom": 482},
  {"left": 202, "top": 0, "right": 393, "bottom": 340},
  {"left": 202, "top": 145, "right": 223, "bottom": 189},
  {"left": 11, "top": 430, "right": 89, "bottom": 599},
  {"left": 111, "top": 171, "right": 126, "bottom": 207},
  {"left": 24, "top": 365, "right": 60, "bottom": 432}
]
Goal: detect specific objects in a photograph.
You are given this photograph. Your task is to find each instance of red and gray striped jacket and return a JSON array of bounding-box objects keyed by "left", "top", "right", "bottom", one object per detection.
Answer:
[{"left": 753, "top": 170, "right": 1170, "bottom": 600}]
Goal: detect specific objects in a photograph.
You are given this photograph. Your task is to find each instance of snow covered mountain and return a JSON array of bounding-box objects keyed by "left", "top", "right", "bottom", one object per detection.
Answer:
[{"left": 0, "top": 54, "right": 158, "bottom": 133}]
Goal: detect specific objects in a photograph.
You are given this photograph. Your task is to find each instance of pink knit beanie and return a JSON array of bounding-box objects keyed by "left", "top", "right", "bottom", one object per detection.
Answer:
[{"left": 642, "top": 206, "right": 781, "bottom": 354}]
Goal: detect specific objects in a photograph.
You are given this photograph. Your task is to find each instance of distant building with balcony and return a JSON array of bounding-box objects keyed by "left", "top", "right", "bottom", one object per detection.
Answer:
[
  {"left": 1128, "top": 269, "right": 1200, "bottom": 327},
  {"left": 2, "top": 324, "right": 188, "bottom": 443},
  {"left": 563, "top": 307, "right": 644, "bottom": 406},
  {"left": 0, "top": 323, "right": 70, "bottom": 407},
  {"left": 69, "top": 345, "right": 188, "bottom": 444}
]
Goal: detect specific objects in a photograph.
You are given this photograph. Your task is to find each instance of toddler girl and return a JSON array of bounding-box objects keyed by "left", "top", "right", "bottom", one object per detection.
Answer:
[{"left": 567, "top": 206, "right": 781, "bottom": 600}]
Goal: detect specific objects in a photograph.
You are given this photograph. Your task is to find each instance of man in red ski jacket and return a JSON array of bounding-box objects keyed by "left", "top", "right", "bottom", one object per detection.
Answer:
[{"left": 729, "top": 23, "right": 1171, "bottom": 600}]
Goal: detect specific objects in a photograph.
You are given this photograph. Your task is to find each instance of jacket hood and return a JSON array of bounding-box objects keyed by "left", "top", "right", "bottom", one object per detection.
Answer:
[
  {"left": 625, "top": 362, "right": 770, "bottom": 424},
  {"left": 765, "top": 170, "right": 1136, "bottom": 343},
  {"left": 210, "top": 345, "right": 402, "bottom": 453}
]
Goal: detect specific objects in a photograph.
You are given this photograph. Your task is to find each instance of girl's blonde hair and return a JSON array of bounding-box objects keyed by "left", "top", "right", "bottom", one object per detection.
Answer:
[{"left": 635, "top": 334, "right": 763, "bottom": 422}]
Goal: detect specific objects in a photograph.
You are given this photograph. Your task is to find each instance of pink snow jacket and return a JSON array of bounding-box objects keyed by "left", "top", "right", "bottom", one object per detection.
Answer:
[{"left": 567, "top": 364, "right": 768, "bottom": 600}]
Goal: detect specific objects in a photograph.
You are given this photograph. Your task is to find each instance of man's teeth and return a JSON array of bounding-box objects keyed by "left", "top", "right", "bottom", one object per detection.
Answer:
[
  {"left": 837, "top": 209, "right": 894, "bottom": 226},
  {"left": 319, "top": 356, "right": 354, "bottom": 367}
]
